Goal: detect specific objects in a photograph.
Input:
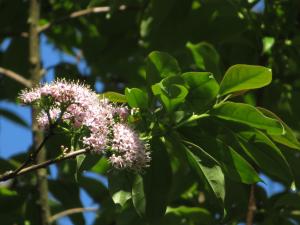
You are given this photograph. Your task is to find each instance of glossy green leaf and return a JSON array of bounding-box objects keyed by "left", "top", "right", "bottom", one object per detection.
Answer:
[
  {"left": 219, "top": 64, "right": 272, "bottom": 96},
  {"left": 125, "top": 88, "right": 148, "bottom": 109},
  {"left": 182, "top": 72, "right": 219, "bottom": 112},
  {"left": 185, "top": 146, "right": 225, "bottom": 205},
  {"left": 186, "top": 41, "right": 222, "bottom": 81},
  {"left": 99, "top": 92, "right": 127, "bottom": 103},
  {"left": 211, "top": 102, "right": 284, "bottom": 135},
  {"left": 0, "top": 108, "right": 29, "bottom": 128},
  {"left": 258, "top": 107, "right": 300, "bottom": 150},
  {"left": 146, "top": 51, "right": 181, "bottom": 84},
  {"left": 132, "top": 174, "right": 145, "bottom": 217}
]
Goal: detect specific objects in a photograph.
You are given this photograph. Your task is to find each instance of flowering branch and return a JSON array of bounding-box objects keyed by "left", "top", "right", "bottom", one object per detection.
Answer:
[
  {"left": 0, "top": 149, "right": 88, "bottom": 182},
  {"left": 49, "top": 207, "right": 98, "bottom": 223},
  {"left": 0, "top": 66, "right": 32, "bottom": 88}
]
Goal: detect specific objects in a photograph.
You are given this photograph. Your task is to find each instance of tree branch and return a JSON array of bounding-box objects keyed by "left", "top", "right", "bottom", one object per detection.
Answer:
[
  {"left": 10, "top": 132, "right": 52, "bottom": 178},
  {"left": 38, "top": 5, "right": 126, "bottom": 33},
  {"left": 0, "top": 5, "right": 127, "bottom": 38},
  {"left": 246, "top": 184, "right": 256, "bottom": 225},
  {"left": 49, "top": 207, "right": 98, "bottom": 223},
  {"left": 0, "top": 149, "right": 89, "bottom": 182},
  {"left": 0, "top": 67, "right": 32, "bottom": 88}
]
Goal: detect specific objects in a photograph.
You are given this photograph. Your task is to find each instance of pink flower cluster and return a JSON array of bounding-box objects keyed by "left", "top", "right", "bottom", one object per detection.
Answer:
[{"left": 19, "top": 79, "right": 150, "bottom": 171}]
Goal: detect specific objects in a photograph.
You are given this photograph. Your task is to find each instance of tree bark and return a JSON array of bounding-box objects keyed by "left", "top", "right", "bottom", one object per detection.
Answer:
[
  {"left": 29, "top": 0, "right": 51, "bottom": 224},
  {"left": 246, "top": 184, "right": 256, "bottom": 225}
]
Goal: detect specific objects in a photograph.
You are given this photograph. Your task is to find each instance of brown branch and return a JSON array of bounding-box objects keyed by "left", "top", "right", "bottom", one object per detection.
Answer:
[
  {"left": 0, "top": 67, "right": 32, "bottom": 88},
  {"left": 0, "top": 5, "right": 127, "bottom": 38},
  {"left": 0, "top": 149, "right": 88, "bottom": 182},
  {"left": 38, "top": 5, "right": 126, "bottom": 33},
  {"left": 50, "top": 207, "right": 98, "bottom": 223},
  {"left": 11, "top": 132, "right": 52, "bottom": 178},
  {"left": 246, "top": 184, "right": 256, "bottom": 225}
]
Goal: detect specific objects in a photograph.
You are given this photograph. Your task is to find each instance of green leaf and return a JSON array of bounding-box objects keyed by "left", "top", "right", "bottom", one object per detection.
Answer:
[
  {"left": 182, "top": 72, "right": 219, "bottom": 112},
  {"left": 219, "top": 64, "right": 272, "bottom": 96},
  {"left": 0, "top": 188, "right": 24, "bottom": 213},
  {"left": 152, "top": 76, "right": 188, "bottom": 112},
  {"left": 185, "top": 145, "right": 225, "bottom": 205},
  {"left": 75, "top": 154, "right": 86, "bottom": 181},
  {"left": 125, "top": 88, "right": 148, "bottom": 109},
  {"left": 262, "top": 36, "right": 275, "bottom": 54},
  {"left": 146, "top": 51, "right": 181, "bottom": 85},
  {"left": 0, "top": 108, "right": 29, "bottom": 128},
  {"left": 211, "top": 102, "right": 284, "bottom": 135},
  {"left": 194, "top": 136, "right": 260, "bottom": 184},
  {"left": 132, "top": 174, "right": 145, "bottom": 217},
  {"left": 99, "top": 92, "right": 127, "bottom": 103},
  {"left": 235, "top": 129, "right": 292, "bottom": 184},
  {"left": 257, "top": 107, "right": 300, "bottom": 150},
  {"left": 143, "top": 138, "right": 172, "bottom": 222},
  {"left": 164, "top": 206, "right": 214, "bottom": 225},
  {"left": 78, "top": 154, "right": 102, "bottom": 172},
  {"left": 108, "top": 170, "right": 132, "bottom": 207},
  {"left": 90, "top": 157, "right": 110, "bottom": 174},
  {"left": 186, "top": 41, "right": 222, "bottom": 81}
]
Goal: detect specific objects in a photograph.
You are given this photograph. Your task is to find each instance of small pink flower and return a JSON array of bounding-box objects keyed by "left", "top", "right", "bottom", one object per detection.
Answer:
[{"left": 19, "top": 79, "right": 151, "bottom": 171}]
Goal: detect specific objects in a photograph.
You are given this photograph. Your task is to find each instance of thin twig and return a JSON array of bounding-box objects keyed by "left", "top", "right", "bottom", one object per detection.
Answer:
[
  {"left": 246, "top": 184, "right": 256, "bottom": 225},
  {"left": 13, "top": 133, "right": 52, "bottom": 176},
  {"left": 50, "top": 207, "right": 98, "bottom": 223},
  {"left": 0, "top": 5, "right": 127, "bottom": 38},
  {"left": 0, "top": 67, "right": 32, "bottom": 88},
  {"left": 0, "top": 149, "right": 88, "bottom": 182},
  {"left": 38, "top": 5, "right": 126, "bottom": 33}
]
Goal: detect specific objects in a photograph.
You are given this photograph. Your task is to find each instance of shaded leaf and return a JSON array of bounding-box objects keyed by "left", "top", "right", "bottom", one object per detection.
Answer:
[
  {"left": 185, "top": 145, "right": 225, "bottom": 205},
  {"left": 108, "top": 170, "right": 132, "bottom": 207},
  {"left": 143, "top": 137, "right": 172, "bottom": 222},
  {"left": 186, "top": 41, "right": 222, "bottom": 81},
  {"left": 146, "top": 51, "right": 181, "bottom": 85},
  {"left": 132, "top": 174, "right": 145, "bottom": 217},
  {"left": 182, "top": 72, "right": 219, "bottom": 112},
  {"left": 258, "top": 107, "right": 300, "bottom": 150}
]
